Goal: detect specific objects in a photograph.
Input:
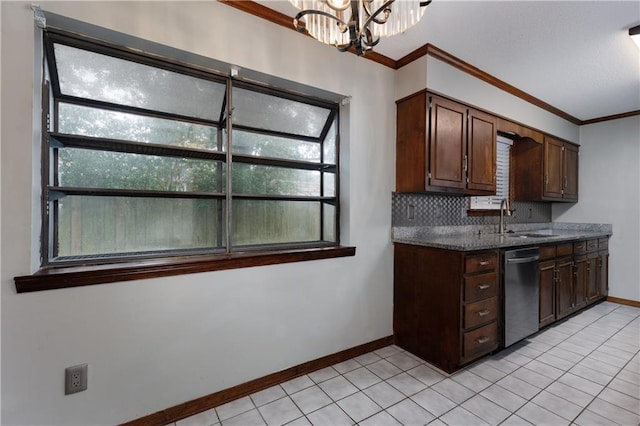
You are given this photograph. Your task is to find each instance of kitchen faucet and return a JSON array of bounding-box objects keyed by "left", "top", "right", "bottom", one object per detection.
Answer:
[{"left": 499, "top": 198, "right": 511, "bottom": 235}]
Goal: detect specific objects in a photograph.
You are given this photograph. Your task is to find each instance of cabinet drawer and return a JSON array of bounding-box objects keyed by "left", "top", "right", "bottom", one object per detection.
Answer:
[
  {"left": 539, "top": 245, "right": 556, "bottom": 260},
  {"left": 464, "top": 297, "right": 498, "bottom": 329},
  {"left": 557, "top": 243, "right": 573, "bottom": 257},
  {"left": 465, "top": 253, "right": 498, "bottom": 274},
  {"left": 573, "top": 241, "right": 586, "bottom": 255},
  {"left": 464, "top": 273, "right": 498, "bottom": 302},
  {"left": 599, "top": 238, "right": 609, "bottom": 250},
  {"left": 586, "top": 239, "right": 598, "bottom": 252},
  {"left": 463, "top": 322, "right": 498, "bottom": 360}
]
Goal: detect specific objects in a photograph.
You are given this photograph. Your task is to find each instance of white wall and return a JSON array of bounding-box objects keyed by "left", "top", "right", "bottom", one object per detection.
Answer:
[
  {"left": 395, "top": 56, "right": 427, "bottom": 101},
  {"left": 425, "top": 56, "right": 579, "bottom": 142},
  {"left": 394, "top": 56, "right": 579, "bottom": 140},
  {"left": 554, "top": 116, "right": 640, "bottom": 302},
  {"left": 1, "top": 2, "right": 396, "bottom": 424}
]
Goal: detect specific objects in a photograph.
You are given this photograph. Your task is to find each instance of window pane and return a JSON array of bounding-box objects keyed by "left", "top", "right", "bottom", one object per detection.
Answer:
[
  {"left": 59, "top": 103, "right": 220, "bottom": 150},
  {"left": 232, "top": 130, "right": 320, "bottom": 162},
  {"left": 54, "top": 43, "right": 225, "bottom": 121},
  {"left": 232, "top": 164, "right": 320, "bottom": 196},
  {"left": 58, "top": 149, "right": 224, "bottom": 192},
  {"left": 323, "top": 203, "right": 336, "bottom": 242},
  {"left": 232, "top": 200, "right": 320, "bottom": 246},
  {"left": 57, "top": 196, "right": 224, "bottom": 257},
  {"left": 323, "top": 119, "right": 337, "bottom": 165},
  {"left": 232, "top": 87, "right": 331, "bottom": 138},
  {"left": 323, "top": 173, "right": 335, "bottom": 197}
]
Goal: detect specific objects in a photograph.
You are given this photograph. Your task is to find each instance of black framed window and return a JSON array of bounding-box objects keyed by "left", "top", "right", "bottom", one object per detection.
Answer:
[{"left": 41, "top": 31, "right": 340, "bottom": 266}]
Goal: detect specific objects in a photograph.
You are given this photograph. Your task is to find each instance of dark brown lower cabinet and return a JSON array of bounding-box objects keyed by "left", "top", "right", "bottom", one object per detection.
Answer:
[
  {"left": 395, "top": 238, "right": 610, "bottom": 371},
  {"left": 539, "top": 237, "right": 610, "bottom": 328},
  {"left": 574, "top": 255, "right": 588, "bottom": 311},
  {"left": 598, "top": 250, "right": 609, "bottom": 298},
  {"left": 586, "top": 252, "right": 600, "bottom": 303},
  {"left": 555, "top": 257, "right": 575, "bottom": 321},
  {"left": 539, "top": 259, "right": 556, "bottom": 328},
  {"left": 394, "top": 243, "right": 499, "bottom": 373}
]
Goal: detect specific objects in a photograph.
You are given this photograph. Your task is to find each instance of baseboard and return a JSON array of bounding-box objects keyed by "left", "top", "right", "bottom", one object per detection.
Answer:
[
  {"left": 121, "top": 335, "right": 394, "bottom": 426},
  {"left": 607, "top": 296, "right": 640, "bottom": 308}
]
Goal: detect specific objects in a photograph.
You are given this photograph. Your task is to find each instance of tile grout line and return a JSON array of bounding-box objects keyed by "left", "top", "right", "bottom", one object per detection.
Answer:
[
  {"left": 197, "top": 302, "right": 638, "bottom": 426},
  {"left": 566, "top": 306, "right": 640, "bottom": 424},
  {"left": 529, "top": 304, "right": 640, "bottom": 426},
  {"left": 488, "top": 302, "right": 622, "bottom": 425}
]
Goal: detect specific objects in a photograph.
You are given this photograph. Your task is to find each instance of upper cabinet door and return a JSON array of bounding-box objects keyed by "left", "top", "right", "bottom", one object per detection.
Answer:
[
  {"left": 563, "top": 143, "right": 579, "bottom": 201},
  {"left": 429, "top": 96, "right": 467, "bottom": 190},
  {"left": 396, "top": 91, "right": 506, "bottom": 196},
  {"left": 543, "top": 137, "right": 564, "bottom": 199},
  {"left": 467, "top": 109, "right": 497, "bottom": 192}
]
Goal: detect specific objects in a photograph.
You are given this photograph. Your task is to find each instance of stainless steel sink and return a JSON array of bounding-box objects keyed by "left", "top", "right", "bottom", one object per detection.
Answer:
[{"left": 506, "top": 232, "right": 563, "bottom": 239}]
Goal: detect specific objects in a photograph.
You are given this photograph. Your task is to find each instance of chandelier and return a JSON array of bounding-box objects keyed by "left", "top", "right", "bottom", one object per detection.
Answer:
[{"left": 290, "top": 0, "right": 432, "bottom": 56}]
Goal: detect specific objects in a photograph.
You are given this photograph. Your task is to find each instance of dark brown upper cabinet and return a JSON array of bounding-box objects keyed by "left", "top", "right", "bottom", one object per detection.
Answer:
[
  {"left": 396, "top": 91, "right": 496, "bottom": 195},
  {"left": 467, "top": 109, "right": 498, "bottom": 192},
  {"left": 562, "top": 142, "right": 579, "bottom": 200},
  {"left": 513, "top": 135, "right": 579, "bottom": 202}
]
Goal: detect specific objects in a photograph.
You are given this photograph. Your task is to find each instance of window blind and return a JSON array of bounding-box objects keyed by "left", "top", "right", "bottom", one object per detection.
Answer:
[{"left": 470, "top": 135, "right": 513, "bottom": 210}]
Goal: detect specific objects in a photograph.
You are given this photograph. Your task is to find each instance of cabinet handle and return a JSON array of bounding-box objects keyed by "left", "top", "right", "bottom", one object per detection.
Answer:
[
  {"left": 545, "top": 174, "right": 549, "bottom": 187},
  {"left": 479, "top": 260, "right": 490, "bottom": 266},
  {"left": 477, "top": 284, "right": 491, "bottom": 290},
  {"left": 478, "top": 310, "right": 491, "bottom": 317},
  {"left": 476, "top": 336, "right": 489, "bottom": 344},
  {"left": 463, "top": 154, "right": 468, "bottom": 172},
  {"left": 564, "top": 176, "right": 568, "bottom": 189}
]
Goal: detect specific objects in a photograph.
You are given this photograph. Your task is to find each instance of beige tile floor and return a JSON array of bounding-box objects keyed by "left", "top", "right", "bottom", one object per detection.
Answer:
[{"left": 171, "top": 301, "right": 640, "bottom": 426}]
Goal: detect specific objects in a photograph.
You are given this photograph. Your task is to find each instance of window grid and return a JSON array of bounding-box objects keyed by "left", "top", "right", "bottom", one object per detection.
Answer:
[{"left": 41, "top": 30, "right": 340, "bottom": 266}]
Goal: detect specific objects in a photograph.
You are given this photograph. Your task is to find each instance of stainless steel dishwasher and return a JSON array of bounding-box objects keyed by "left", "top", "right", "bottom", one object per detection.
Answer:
[{"left": 503, "top": 247, "right": 540, "bottom": 347}]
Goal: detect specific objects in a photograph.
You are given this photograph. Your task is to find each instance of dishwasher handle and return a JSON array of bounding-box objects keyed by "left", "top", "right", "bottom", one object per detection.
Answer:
[{"left": 506, "top": 255, "right": 540, "bottom": 264}]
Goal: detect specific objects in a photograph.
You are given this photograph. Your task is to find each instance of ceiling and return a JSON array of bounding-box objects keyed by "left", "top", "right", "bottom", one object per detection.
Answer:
[{"left": 252, "top": 1, "right": 640, "bottom": 123}]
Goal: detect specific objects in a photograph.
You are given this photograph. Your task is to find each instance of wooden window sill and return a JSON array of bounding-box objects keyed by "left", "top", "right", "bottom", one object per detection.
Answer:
[{"left": 14, "top": 246, "right": 356, "bottom": 293}]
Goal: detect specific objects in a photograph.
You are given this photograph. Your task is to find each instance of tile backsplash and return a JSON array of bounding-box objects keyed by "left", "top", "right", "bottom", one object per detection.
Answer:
[{"left": 392, "top": 193, "right": 551, "bottom": 227}]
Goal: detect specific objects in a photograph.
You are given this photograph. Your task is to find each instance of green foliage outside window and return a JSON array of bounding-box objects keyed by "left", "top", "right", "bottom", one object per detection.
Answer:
[{"left": 44, "top": 32, "right": 339, "bottom": 263}]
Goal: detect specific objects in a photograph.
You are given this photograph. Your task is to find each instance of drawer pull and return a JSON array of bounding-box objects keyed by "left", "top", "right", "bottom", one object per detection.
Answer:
[
  {"left": 477, "top": 284, "right": 491, "bottom": 290},
  {"left": 478, "top": 309, "right": 491, "bottom": 317},
  {"left": 479, "top": 260, "right": 490, "bottom": 266},
  {"left": 476, "top": 336, "right": 489, "bottom": 344}
]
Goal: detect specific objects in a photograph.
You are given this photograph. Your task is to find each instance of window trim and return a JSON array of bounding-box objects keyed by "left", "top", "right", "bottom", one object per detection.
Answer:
[
  {"left": 14, "top": 246, "right": 356, "bottom": 293},
  {"left": 14, "top": 28, "right": 352, "bottom": 292}
]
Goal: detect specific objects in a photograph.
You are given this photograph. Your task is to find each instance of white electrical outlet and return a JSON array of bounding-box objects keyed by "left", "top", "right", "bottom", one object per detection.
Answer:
[
  {"left": 65, "top": 363, "right": 88, "bottom": 395},
  {"left": 407, "top": 204, "right": 415, "bottom": 220}
]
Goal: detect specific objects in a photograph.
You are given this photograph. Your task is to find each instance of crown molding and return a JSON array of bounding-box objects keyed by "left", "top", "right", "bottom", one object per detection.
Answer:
[
  {"left": 419, "top": 44, "right": 582, "bottom": 125},
  {"left": 581, "top": 110, "right": 640, "bottom": 125},
  {"left": 218, "top": 0, "right": 638, "bottom": 126}
]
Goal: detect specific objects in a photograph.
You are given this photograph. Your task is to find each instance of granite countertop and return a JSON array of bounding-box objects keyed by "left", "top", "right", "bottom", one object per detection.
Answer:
[{"left": 392, "top": 222, "right": 612, "bottom": 251}]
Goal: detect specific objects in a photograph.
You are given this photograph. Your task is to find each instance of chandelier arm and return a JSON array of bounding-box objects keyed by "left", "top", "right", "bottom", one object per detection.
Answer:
[
  {"left": 362, "top": 0, "right": 395, "bottom": 25},
  {"left": 290, "top": 0, "right": 431, "bottom": 56},
  {"left": 361, "top": 0, "right": 397, "bottom": 28},
  {"left": 349, "top": 1, "right": 365, "bottom": 56},
  {"left": 361, "top": 26, "right": 380, "bottom": 48},
  {"left": 292, "top": 9, "right": 349, "bottom": 34}
]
